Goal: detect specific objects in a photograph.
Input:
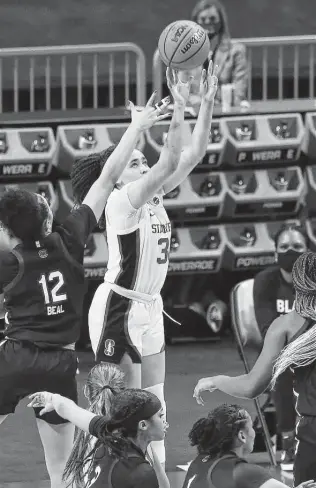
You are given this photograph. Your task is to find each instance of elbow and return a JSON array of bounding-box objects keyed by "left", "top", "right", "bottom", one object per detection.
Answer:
[
  {"left": 166, "top": 152, "right": 181, "bottom": 174},
  {"left": 247, "top": 380, "right": 267, "bottom": 399}
]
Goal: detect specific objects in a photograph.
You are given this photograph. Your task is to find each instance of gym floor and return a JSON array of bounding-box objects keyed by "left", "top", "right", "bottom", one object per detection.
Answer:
[{"left": 1, "top": 338, "right": 292, "bottom": 488}]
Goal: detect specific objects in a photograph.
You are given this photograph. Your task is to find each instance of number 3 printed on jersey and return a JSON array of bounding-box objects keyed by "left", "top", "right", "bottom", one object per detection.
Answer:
[
  {"left": 157, "top": 237, "right": 170, "bottom": 264},
  {"left": 38, "top": 271, "right": 67, "bottom": 304}
]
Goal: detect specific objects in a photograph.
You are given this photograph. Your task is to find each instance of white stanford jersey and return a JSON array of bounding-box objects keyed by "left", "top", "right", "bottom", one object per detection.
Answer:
[{"left": 104, "top": 184, "right": 171, "bottom": 296}]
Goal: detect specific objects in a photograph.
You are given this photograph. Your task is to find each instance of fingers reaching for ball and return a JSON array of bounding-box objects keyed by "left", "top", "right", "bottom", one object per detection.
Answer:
[
  {"left": 200, "top": 60, "right": 219, "bottom": 102},
  {"left": 166, "top": 66, "right": 194, "bottom": 107}
]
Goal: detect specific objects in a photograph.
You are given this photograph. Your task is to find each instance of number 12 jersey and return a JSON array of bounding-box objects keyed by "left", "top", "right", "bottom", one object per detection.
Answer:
[
  {"left": 0, "top": 205, "right": 96, "bottom": 347},
  {"left": 104, "top": 185, "right": 171, "bottom": 296}
]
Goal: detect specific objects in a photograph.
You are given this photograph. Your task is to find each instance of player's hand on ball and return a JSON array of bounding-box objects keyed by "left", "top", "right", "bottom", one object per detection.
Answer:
[
  {"left": 27, "top": 391, "right": 58, "bottom": 415},
  {"left": 128, "top": 92, "right": 171, "bottom": 131},
  {"left": 200, "top": 59, "right": 219, "bottom": 102},
  {"left": 193, "top": 376, "right": 219, "bottom": 406},
  {"left": 166, "top": 67, "right": 193, "bottom": 107}
]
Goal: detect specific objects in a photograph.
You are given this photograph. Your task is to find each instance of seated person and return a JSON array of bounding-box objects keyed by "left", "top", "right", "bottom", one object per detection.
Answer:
[
  {"left": 190, "top": 0, "right": 248, "bottom": 109},
  {"left": 182, "top": 403, "right": 313, "bottom": 488},
  {"left": 253, "top": 223, "right": 309, "bottom": 471}
]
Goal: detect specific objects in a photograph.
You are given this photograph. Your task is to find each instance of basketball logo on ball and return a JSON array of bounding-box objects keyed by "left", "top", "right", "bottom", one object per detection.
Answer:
[{"left": 158, "top": 20, "right": 210, "bottom": 70}]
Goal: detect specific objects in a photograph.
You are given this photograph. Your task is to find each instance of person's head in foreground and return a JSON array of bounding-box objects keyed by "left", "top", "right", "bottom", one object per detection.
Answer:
[
  {"left": 274, "top": 223, "right": 309, "bottom": 276},
  {"left": 272, "top": 251, "right": 316, "bottom": 387},
  {"left": 71, "top": 144, "right": 151, "bottom": 207},
  {"left": 66, "top": 363, "right": 126, "bottom": 486},
  {"left": 189, "top": 404, "right": 255, "bottom": 459},
  {"left": 0, "top": 188, "right": 53, "bottom": 247},
  {"left": 185, "top": 403, "right": 316, "bottom": 488},
  {"left": 66, "top": 384, "right": 167, "bottom": 487}
]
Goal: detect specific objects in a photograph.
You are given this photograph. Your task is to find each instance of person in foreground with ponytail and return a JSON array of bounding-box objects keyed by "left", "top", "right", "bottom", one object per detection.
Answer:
[
  {"left": 193, "top": 251, "right": 316, "bottom": 484},
  {"left": 28, "top": 364, "right": 169, "bottom": 488},
  {"left": 182, "top": 403, "right": 316, "bottom": 488}
]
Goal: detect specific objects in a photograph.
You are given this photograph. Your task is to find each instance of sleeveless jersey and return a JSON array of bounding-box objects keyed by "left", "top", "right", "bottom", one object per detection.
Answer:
[
  {"left": 104, "top": 185, "right": 171, "bottom": 296},
  {"left": 289, "top": 319, "right": 316, "bottom": 445},
  {"left": 1, "top": 205, "right": 96, "bottom": 347},
  {"left": 182, "top": 453, "right": 271, "bottom": 488},
  {"left": 87, "top": 415, "right": 158, "bottom": 488}
]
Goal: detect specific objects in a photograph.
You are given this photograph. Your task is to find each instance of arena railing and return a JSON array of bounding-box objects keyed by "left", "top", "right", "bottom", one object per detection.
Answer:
[
  {"left": 152, "top": 35, "right": 316, "bottom": 102},
  {"left": 0, "top": 43, "right": 146, "bottom": 117}
]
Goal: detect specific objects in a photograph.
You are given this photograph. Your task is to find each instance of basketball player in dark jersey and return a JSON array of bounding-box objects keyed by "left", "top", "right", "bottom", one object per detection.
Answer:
[
  {"left": 183, "top": 403, "right": 315, "bottom": 488},
  {"left": 194, "top": 251, "right": 316, "bottom": 485},
  {"left": 28, "top": 387, "right": 167, "bottom": 488},
  {"left": 0, "top": 95, "right": 170, "bottom": 488},
  {"left": 253, "top": 224, "right": 308, "bottom": 470}
]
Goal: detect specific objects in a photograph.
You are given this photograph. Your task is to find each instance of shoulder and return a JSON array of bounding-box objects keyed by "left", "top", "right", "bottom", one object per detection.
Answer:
[
  {"left": 128, "top": 461, "right": 158, "bottom": 487},
  {"left": 231, "top": 41, "right": 247, "bottom": 54},
  {"left": 233, "top": 461, "right": 272, "bottom": 488},
  {"left": 254, "top": 266, "right": 280, "bottom": 288},
  {"left": 0, "top": 249, "right": 19, "bottom": 266},
  {"left": 265, "top": 311, "right": 294, "bottom": 340},
  {"left": 106, "top": 185, "right": 138, "bottom": 211},
  {"left": 68, "top": 203, "right": 96, "bottom": 222}
]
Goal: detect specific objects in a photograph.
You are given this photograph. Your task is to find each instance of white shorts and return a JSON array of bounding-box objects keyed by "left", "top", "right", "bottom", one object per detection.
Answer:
[{"left": 88, "top": 282, "right": 165, "bottom": 364}]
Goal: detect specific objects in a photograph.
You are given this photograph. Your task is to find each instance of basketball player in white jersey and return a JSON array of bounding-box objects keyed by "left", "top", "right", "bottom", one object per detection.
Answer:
[{"left": 71, "top": 62, "right": 218, "bottom": 466}]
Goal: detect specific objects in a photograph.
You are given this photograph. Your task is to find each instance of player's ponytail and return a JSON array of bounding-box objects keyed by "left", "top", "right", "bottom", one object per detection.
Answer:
[
  {"left": 63, "top": 363, "right": 125, "bottom": 488},
  {"left": 189, "top": 404, "right": 248, "bottom": 457},
  {"left": 71, "top": 145, "right": 117, "bottom": 230}
]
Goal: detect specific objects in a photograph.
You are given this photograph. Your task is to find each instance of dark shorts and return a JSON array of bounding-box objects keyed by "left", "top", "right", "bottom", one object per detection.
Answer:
[
  {"left": 0, "top": 338, "right": 78, "bottom": 424},
  {"left": 294, "top": 439, "right": 316, "bottom": 484},
  {"left": 94, "top": 290, "right": 142, "bottom": 365},
  {"left": 294, "top": 416, "right": 316, "bottom": 484}
]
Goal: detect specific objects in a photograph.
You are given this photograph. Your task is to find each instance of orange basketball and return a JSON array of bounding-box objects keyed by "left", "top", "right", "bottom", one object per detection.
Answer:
[{"left": 158, "top": 20, "right": 210, "bottom": 70}]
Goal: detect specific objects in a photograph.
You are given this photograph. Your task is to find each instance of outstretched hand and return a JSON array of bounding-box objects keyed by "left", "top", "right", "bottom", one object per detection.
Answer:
[
  {"left": 193, "top": 376, "right": 219, "bottom": 406},
  {"left": 200, "top": 58, "right": 219, "bottom": 102},
  {"left": 166, "top": 67, "right": 193, "bottom": 107},
  {"left": 27, "top": 391, "right": 57, "bottom": 416},
  {"left": 128, "top": 92, "right": 171, "bottom": 131}
]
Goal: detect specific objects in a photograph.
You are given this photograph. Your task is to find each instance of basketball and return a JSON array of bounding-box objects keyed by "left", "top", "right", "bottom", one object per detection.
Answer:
[{"left": 158, "top": 20, "right": 210, "bottom": 70}]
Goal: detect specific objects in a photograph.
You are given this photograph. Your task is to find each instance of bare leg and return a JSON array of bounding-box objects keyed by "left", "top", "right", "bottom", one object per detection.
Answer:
[
  {"left": 36, "top": 418, "right": 75, "bottom": 488},
  {"left": 119, "top": 352, "right": 142, "bottom": 388},
  {"left": 142, "top": 351, "right": 166, "bottom": 467}
]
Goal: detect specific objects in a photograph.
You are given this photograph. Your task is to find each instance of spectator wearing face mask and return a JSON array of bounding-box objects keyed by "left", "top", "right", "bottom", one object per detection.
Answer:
[
  {"left": 253, "top": 223, "right": 309, "bottom": 472},
  {"left": 190, "top": 0, "right": 248, "bottom": 109}
]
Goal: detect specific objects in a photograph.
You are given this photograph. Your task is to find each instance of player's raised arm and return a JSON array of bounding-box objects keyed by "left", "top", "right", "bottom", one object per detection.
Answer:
[
  {"left": 125, "top": 68, "right": 192, "bottom": 209},
  {"left": 82, "top": 94, "right": 170, "bottom": 222},
  {"left": 162, "top": 60, "right": 218, "bottom": 195},
  {"left": 193, "top": 315, "right": 289, "bottom": 405}
]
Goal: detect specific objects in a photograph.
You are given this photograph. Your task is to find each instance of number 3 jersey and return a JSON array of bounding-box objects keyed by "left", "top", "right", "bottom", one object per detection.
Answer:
[
  {"left": 104, "top": 184, "right": 171, "bottom": 296},
  {"left": 0, "top": 205, "right": 97, "bottom": 347}
]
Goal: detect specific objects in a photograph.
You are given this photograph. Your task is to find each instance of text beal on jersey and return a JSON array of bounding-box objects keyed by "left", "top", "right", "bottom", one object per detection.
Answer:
[{"left": 47, "top": 304, "right": 65, "bottom": 316}]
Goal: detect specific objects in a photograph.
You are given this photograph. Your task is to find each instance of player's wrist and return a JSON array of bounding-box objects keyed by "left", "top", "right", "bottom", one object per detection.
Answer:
[{"left": 129, "top": 120, "right": 144, "bottom": 134}]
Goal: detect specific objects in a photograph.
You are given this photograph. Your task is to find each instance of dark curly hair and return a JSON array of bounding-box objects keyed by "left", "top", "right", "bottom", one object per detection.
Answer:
[
  {"left": 189, "top": 404, "right": 249, "bottom": 457},
  {"left": 0, "top": 188, "right": 48, "bottom": 242},
  {"left": 71, "top": 145, "right": 117, "bottom": 230},
  {"left": 64, "top": 388, "right": 161, "bottom": 488},
  {"left": 274, "top": 223, "right": 309, "bottom": 249}
]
